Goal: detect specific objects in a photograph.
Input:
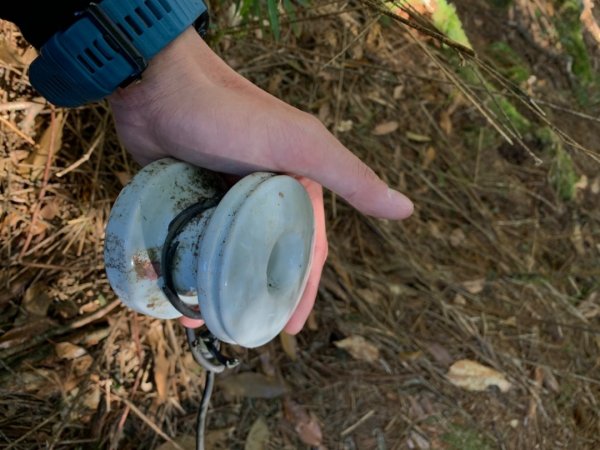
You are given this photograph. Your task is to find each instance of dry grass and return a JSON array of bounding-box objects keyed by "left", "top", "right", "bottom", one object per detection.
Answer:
[{"left": 1, "top": 0, "right": 599, "bottom": 449}]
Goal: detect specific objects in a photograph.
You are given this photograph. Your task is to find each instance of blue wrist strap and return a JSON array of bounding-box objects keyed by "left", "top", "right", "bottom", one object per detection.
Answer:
[{"left": 29, "top": 0, "right": 207, "bottom": 107}]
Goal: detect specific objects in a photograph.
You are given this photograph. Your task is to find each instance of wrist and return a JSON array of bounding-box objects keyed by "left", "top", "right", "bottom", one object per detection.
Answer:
[{"left": 109, "top": 27, "right": 208, "bottom": 110}]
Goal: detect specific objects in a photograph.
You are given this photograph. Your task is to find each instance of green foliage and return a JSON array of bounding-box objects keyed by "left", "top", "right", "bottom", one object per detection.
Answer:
[
  {"left": 225, "top": 0, "right": 309, "bottom": 39},
  {"left": 486, "top": 42, "right": 531, "bottom": 85},
  {"left": 539, "top": 127, "right": 578, "bottom": 202},
  {"left": 442, "top": 425, "right": 493, "bottom": 450},
  {"left": 431, "top": 0, "right": 472, "bottom": 48},
  {"left": 549, "top": 140, "right": 578, "bottom": 202},
  {"left": 554, "top": 0, "right": 593, "bottom": 84}
]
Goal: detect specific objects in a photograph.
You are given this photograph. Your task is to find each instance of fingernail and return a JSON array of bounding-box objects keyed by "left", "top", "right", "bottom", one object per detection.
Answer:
[{"left": 387, "top": 188, "right": 414, "bottom": 219}]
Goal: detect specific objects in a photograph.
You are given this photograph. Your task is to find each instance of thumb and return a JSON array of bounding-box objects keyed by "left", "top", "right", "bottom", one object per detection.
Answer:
[{"left": 274, "top": 115, "right": 413, "bottom": 220}]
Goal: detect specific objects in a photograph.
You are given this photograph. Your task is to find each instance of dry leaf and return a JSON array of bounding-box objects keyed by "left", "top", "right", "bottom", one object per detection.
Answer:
[
  {"left": 28, "top": 112, "right": 64, "bottom": 180},
  {"left": 439, "top": 110, "right": 453, "bottom": 135},
  {"left": 22, "top": 282, "right": 52, "bottom": 317},
  {"left": 372, "top": 121, "right": 399, "bottom": 136},
  {"left": 82, "top": 384, "right": 101, "bottom": 410},
  {"left": 336, "top": 120, "right": 353, "bottom": 133},
  {"left": 334, "top": 335, "right": 380, "bottom": 363},
  {"left": 219, "top": 372, "right": 287, "bottom": 399},
  {"left": 306, "top": 310, "right": 318, "bottom": 331},
  {"left": 0, "top": 318, "right": 56, "bottom": 349},
  {"left": 541, "top": 367, "right": 560, "bottom": 394},
  {"left": 283, "top": 398, "right": 323, "bottom": 447},
  {"left": 447, "top": 359, "right": 511, "bottom": 393},
  {"left": 72, "top": 354, "right": 94, "bottom": 376},
  {"left": 245, "top": 416, "right": 270, "bottom": 450},
  {"left": 425, "top": 342, "right": 453, "bottom": 366},
  {"left": 147, "top": 321, "right": 170, "bottom": 403},
  {"left": 577, "top": 292, "right": 599, "bottom": 320},
  {"left": 19, "top": 101, "right": 45, "bottom": 137},
  {"left": 408, "top": 430, "right": 430, "bottom": 449},
  {"left": 581, "top": 0, "right": 600, "bottom": 45},
  {"left": 39, "top": 198, "right": 60, "bottom": 221},
  {"left": 259, "top": 352, "right": 277, "bottom": 378},
  {"left": 156, "top": 435, "right": 196, "bottom": 450},
  {"left": 422, "top": 146, "right": 436, "bottom": 168},
  {"left": 0, "top": 38, "right": 23, "bottom": 66},
  {"left": 406, "top": 131, "right": 431, "bottom": 142},
  {"left": 393, "top": 84, "right": 405, "bottom": 99},
  {"left": 462, "top": 279, "right": 485, "bottom": 294},
  {"left": 115, "top": 171, "right": 132, "bottom": 186},
  {"left": 449, "top": 228, "right": 465, "bottom": 247},
  {"left": 55, "top": 342, "right": 87, "bottom": 360},
  {"left": 280, "top": 331, "right": 298, "bottom": 361}
]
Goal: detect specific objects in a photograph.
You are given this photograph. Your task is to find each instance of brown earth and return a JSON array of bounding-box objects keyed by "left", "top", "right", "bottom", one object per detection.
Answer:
[{"left": 1, "top": 1, "right": 599, "bottom": 449}]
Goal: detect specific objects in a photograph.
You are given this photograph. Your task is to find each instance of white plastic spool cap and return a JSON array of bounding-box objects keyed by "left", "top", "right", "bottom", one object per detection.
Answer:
[{"left": 104, "top": 158, "right": 315, "bottom": 348}]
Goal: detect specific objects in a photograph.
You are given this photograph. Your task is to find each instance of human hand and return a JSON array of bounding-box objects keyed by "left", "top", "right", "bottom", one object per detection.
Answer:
[{"left": 108, "top": 28, "right": 413, "bottom": 333}]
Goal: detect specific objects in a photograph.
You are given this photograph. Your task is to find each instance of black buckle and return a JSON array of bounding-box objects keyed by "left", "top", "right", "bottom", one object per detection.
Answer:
[{"left": 81, "top": 3, "right": 148, "bottom": 85}]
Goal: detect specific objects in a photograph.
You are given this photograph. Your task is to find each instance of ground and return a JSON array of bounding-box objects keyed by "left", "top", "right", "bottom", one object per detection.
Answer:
[{"left": 0, "top": 1, "right": 599, "bottom": 449}]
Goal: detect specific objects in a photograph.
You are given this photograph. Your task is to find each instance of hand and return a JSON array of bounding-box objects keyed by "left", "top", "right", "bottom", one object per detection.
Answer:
[{"left": 108, "top": 28, "right": 413, "bottom": 333}]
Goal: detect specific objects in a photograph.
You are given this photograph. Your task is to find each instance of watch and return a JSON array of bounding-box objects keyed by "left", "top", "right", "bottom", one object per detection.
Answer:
[{"left": 28, "top": 0, "right": 208, "bottom": 107}]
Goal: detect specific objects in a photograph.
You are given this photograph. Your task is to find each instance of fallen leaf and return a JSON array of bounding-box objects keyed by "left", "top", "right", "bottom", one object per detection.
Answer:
[
  {"left": 372, "top": 121, "right": 399, "bottom": 136},
  {"left": 280, "top": 331, "right": 298, "bottom": 361},
  {"left": 425, "top": 342, "right": 453, "bottom": 366},
  {"left": 147, "top": 321, "right": 170, "bottom": 404},
  {"left": 22, "top": 282, "right": 52, "bottom": 317},
  {"left": 77, "top": 327, "right": 111, "bottom": 347},
  {"left": 591, "top": 176, "right": 600, "bottom": 194},
  {"left": 306, "top": 311, "right": 318, "bottom": 331},
  {"left": 393, "top": 84, "right": 405, "bottom": 99},
  {"left": 27, "top": 112, "right": 64, "bottom": 180},
  {"left": 0, "top": 38, "right": 23, "bottom": 66},
  {"left": 115, "top": 171, "right": 132, "bottom": 186},
  {"left": 19, "top": 101, "right": 45, "bottom": 137},
  {"left": 336, "top": 120, "right": 353, "bottom": 133},
  {"left": 462, "top": 279, "right": 485, "bottom": 294},
  {"left": 259, "top": 352, "right": 276, "bottom": 377},
  {"left": 0, "top": 318, "right": 56, "bottom": 349},
  {"left": 334, "top": 335, "right": 380, "bottom": 363},
  {"left": 39, "top": 198, "right": 60, "bottom": 220},
  {"left": 156, "top": 435, "right": 196, "bottom": 450},
  {"left": 283, "top": 398, "right": 323, "bottom": 446},
  {"left": 406, "top": 131, "right": 431, "bottom": 142},
  {"left": 72, "top": 354, "right": 94, "bottom": 376},
  {"left": 447, "top": 359, "right": 511, "bottom": 393},
  {"left": 422, "top": 146, "right": 436, "bottom": 168},
  {"left": 55, "top": 342, "right": 87, "bottom": 360},
  {"left": 439, "top": 110, "right": 453, "bottom": 135},
  {"left": 577, "top": 292, "right": 599, "bottom": 319},
  {"left": 82, "top": 384, "right": 101, "bottom": 410},
  {"left": 541, "top": 366, "right": 560, "bottom": 394},
  {"left": 245, "top": 416, "right": 270, "bottom": 450},
  {"left": 453, "top": 294, "right": 467, "bottom": 306},
  {"left": 408, "top": 430, "right": 430, "bottom": 449},
  {"left": 219, "top": 373, "right": 287, "bottom": 399},
  {"left": 449, "top": 228, "right": 465, "bottom": 247}
]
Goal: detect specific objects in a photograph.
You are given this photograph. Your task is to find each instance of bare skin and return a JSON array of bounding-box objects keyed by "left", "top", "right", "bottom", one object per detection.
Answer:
[{"left": 109, "top": 28, "right": 413, "bottom": 333}]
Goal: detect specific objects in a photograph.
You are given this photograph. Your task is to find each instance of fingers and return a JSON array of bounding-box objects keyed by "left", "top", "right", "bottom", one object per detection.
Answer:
[
  {"left": 284, "top": 178, "right": 328, "bottom": 334},
  {"left": 275, "top": 115, "right": 413, "bottom": 220},
  {"left": 178, "top": 316, "right": 204, "bottom": 329}
]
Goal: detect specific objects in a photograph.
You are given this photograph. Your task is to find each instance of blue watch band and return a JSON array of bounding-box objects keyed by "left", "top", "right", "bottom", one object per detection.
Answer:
[{"left": 29, "top": 0, "right": 207, "bottom": 107}]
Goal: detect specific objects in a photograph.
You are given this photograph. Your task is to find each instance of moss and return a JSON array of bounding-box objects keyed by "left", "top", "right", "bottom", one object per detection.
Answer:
[
  {"left": 442, "top": 425, "right": 494, "bottom": 450},
  {"left": 554, "top": 0, "right": 593, "bottom": 84},
  {"left": 548, "top": 139, "right": 578, "bottom": 202},
  {"left": 486, "top": 42, "right": 531, "bottom": 85}
]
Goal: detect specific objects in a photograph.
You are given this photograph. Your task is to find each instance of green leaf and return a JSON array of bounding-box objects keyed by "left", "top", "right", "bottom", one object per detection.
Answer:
[
  {"left": 283, "top": 0, "right": 300, "bottom": 37},
  {"left": 267, "top": 0, "right": 281, "bottom": 40}
]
